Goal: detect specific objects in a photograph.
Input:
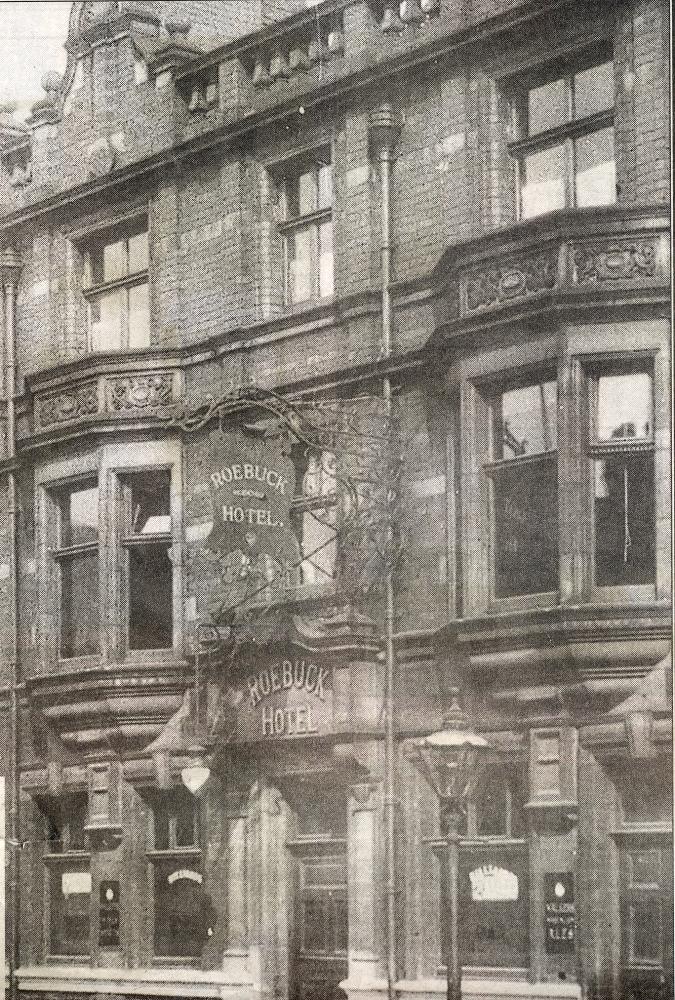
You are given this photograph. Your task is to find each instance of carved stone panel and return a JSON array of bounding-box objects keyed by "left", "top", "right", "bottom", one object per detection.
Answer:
[
  {"left": 572, "top": 238, "right": 657, "bottom": 284},
  {"left": 105, "top": 373, "right": 174, "bottom": 412},
  {"left": 463, "top": 251, "right": 557, "bottom": 313},
  {"left": 35, "top": 382, "right": 99, "bottom": 428}
]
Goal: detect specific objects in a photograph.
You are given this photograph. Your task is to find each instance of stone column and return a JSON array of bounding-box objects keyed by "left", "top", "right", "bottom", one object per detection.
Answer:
[
  {"left": 223, "top": 790, "right": 249, "bottom": 979},
  {"left": 343, "top": 781, "right": 387, "bottom": 1000}
]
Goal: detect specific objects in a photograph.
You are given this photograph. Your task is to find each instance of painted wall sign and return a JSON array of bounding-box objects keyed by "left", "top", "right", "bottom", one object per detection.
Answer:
[
  {"left": 544, "top": 873, "right": 576, "bottom": 953},
  {"left": 62, "top": 871, "right": 92, "bottom": 896},
  {"left": 469, "top": 865, "right": 520, "bottom": 902},
  {"left": 199, "top": 433, "right": 298, "bottom": 567},
  {"left": 99, "top": 879, "right": 120, "bottom": 948},
  {"left": 224, "top": 652, "right": 333, "bottom": 741}
]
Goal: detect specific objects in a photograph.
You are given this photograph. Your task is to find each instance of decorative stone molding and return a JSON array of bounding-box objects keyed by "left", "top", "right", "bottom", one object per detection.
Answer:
[
  {"left": 106, "top": 372, "right": 174, "bottom": 411},
  {"left": 463, "top": 251, "right": 557, "bottom": 312},
  {"left": 35, "top": 381, "right": 99, "bottom": 428},
  {"left": 572, "top": 238, "right": 657, "bottom": 284}
]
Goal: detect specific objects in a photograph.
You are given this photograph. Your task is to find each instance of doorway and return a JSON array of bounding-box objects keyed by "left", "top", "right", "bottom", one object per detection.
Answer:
[{"left": 287, "top": 780, "right": 348, "bottom": 1000}]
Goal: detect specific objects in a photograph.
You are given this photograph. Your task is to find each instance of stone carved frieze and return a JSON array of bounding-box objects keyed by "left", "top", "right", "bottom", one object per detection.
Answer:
[
  {"left": 106, "top": 373, "right": 174, "bottom": 411},
  {"left": 573, "top": 238, "right": 657, "bottom": 284},
  {"left": 36, "top": 382, "right": 99, "bottom": 428},
  {"left": 463, "top": 251, "right": 557, "bottom": 312}
]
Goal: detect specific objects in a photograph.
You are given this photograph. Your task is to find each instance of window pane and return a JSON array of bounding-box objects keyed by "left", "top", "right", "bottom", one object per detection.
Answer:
[
  {"left": 575, "top": 127, "right": 615, "bottom": 207},
  {"left": 302, "top": 451, "right": 337, "bottom": 498},
  {"left": 495, "top": 381, "right": 557, "bottom": 459},
  {"left": 630, "top": 900, "right": 663, "bottom": 963},
  {"left": 129, "top": 471, "right": 171, "bottom": 535},
  {"left": 129, "top": 543, "right": 173, "bottom": 649},
  {"left": 318, "top": 163, "right": 333, "bottom": 209},
  {"left": 493, "top": 458, "right": 558, "bottom": 597},
  {"left": 128, "top": 282, "right": 150, "bottom": 349},
  {"left": 456, "top": 847, "right": 529, "bottom": 968},
  {"left": 50, "top": 868, "right": 91, "bottom": 956},
  {"left": 153, "top": 803, "right": 170, "bottom": 851},
  {"left": 154, "top": 869, "right": 213, "bottom": 957},
  {"left": 61, "top": 485, "right": 98, "bottom": 547},
  {"left": 175, "top": 797, "right": 197, "bottom": 848},
  {"left": 102, "top": 238, "right": 127, "bottom": 282},
  {"left": 61, "top": 553, "right": 100, "bottom": 658},
  {"left": 319, "top": 220, "right": 334, "bottom": 298},
  {"left": 597, "top": 372, "right": 653, "bottom": 441},
  {"left": 520, "top": 144, "right": 566, "bottom": 218},
  {"left": 298, "top": 168, "right": 317, "bottom": 215},
  {"left": 527, "top": 77, "right": 568, "bottom": 135},
  {"left": 301, "top": 507, "right": 337, "bottom": 584},
  {"left": 574, "top": 61, "right": 614, "bottom": 119},
  {"left": 286, "top": 228, "right": 314, "bottom": 303},
  {"left": 594, "top": 453, "right": 655, "bottom": 586},
  {"left": 90, "top": 289, "right": 124, "bottom": 351},
  {"left": 477, "top": 772, "right": 509, "bottom": 837},
  {"left": 128, "top": 231, "right": 149, "bottom": 273}
]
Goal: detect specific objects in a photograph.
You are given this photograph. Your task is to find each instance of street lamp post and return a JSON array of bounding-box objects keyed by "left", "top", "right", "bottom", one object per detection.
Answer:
[{"left": 411, "top": 688, "right": 489, "bottom": 1000}]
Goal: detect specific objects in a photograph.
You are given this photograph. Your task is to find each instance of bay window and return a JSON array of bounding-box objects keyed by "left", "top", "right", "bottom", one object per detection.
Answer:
[
  {"left": 52, "top": 480, "right": 100, "bottom": 659},
  {"left": 41, "top": 443, "right": 181, "bottom": 666},
  {"left": 120, "top": 470, "right": 173, "bottom": 650},
  {"left": 486, "top": 378, "right": 558, "bottom": 598},
  {"left": 82, "top": 221, "right": 150, "bottom": 351},
  {"left": 590, "top": 367, "right": 655, "bottom": 588},
  {"left": 507, "top": 52, "right": 616, "bottom": 218}
]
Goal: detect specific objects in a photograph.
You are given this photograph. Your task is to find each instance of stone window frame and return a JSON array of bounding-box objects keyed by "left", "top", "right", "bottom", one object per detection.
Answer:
[
  {"left": 481, "top": 370, "right": 560, "bottom": 603},
  {"left": 504, "top": 43, "right": 616, "bottom": 220},
  {"left": 434, "top": 757, "right": 531, "bottom": 974},
  {"left": 39, "top": 790, "right": 93, "bottom": 960},
  {"left": 142, "top": 786, "right": 210, "bottom": 963},
  {"left": 78, "top": 214, "right": 150, "bottom": 353},
  {"left": 269, "top": 143, "right": 335, "bottom": 308},
  {"left": 582, "top": 353, "right": 658, "bottom": 603},
  {"left": 456, "top": 327, "right": 669, "bottom": 617},
  {"left": 36, "top": 440, "right": 184, "bottom": 671}
]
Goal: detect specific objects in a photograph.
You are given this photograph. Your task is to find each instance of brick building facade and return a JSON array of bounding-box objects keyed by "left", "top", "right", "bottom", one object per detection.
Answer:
[{"left": 0, "top": 3, "right": 671, "bottom": 1000}]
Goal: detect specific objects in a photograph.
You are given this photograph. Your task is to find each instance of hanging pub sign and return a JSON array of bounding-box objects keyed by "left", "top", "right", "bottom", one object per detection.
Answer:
[
  {"left": 223, "top": 649, "right": 334, "bottom": 741},
  {"left": 200, "top": 431, "right": 299, "bottom": 569},
  {"left": 544, "top": 873, "right": 576, "bottom": 953},
  {"left": 99, "top": 880, "right": 120, "bottom": 948}
]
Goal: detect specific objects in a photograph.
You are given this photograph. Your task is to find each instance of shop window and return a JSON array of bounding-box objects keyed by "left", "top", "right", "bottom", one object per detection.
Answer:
[
  {"left": 276, "top": 151, "right": 334, "bottom": 306},
  {"left": 291, "top": 448, "right": 339, "bottom": 585},
  {"left": 507, "top": 51, "right": 615, "bottom": 218},
  {"left": 120, "top": 470, "right": 173, "bottom": 649},
  {"left": 442, "top": 765, "right": 529, "bottom": 969},
  {"left": 486, "top": 378, "right": 558, "bottom": 598},
  {"left": 52, "top": 480, "right": 100, "bottom": 658},
  {"left": 82, "top": 220, "right": 150, "bottom": 351},
  {"left": 590, "top": 367, "right": 655, "bottom": 588},
  {"left": 42, "top": 793, "right": 91, "bottom": 957},
  {"left": 149, "top": 790, "right": 215, "bottom": 959}
]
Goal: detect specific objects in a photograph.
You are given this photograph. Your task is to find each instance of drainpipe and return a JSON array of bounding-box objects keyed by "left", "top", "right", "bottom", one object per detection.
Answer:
[
  {"left": 2, "top": 247, "right": 22, "bottom": 1000},
  {"left": 369, "top": 104, "right": 400, "bottom": 1000}
]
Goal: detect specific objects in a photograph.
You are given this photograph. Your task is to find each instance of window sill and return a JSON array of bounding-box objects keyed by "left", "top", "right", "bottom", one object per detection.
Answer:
[
  {"left": 44, "top": 852, "right": 91, "bottom": 862},
  {"left": 487, "top": 591, "right": 559, "bottom": 616},
  {"left": 146, "top": 848, "right": 201, "bottom": 860},
  {"left": 589, "top": 584, "right": 656, "bottom": 604}
]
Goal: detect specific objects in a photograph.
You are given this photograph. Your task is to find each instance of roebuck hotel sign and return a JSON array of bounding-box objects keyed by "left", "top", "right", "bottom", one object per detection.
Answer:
[{"left": 200, "top": 431, "right": 299, "bottom": 568}]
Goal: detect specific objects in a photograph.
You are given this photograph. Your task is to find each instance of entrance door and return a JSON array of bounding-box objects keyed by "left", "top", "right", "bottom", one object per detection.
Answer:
[
  {"left": 288, "top": 784, "right": 348, "bottom": 1000},
  {"left": 620, "top": 842, "right": 674, "bottom": 1000}
]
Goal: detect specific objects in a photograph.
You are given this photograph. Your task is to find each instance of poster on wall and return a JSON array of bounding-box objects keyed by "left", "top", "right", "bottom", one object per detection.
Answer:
[{"left": 544, "top": 873, "right": 576, "bottom": 954}]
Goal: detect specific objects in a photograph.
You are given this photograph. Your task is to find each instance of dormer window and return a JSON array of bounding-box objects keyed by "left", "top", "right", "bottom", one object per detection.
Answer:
[{"left": 81, "top": 220, "right": 150, "bottom": 351}]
